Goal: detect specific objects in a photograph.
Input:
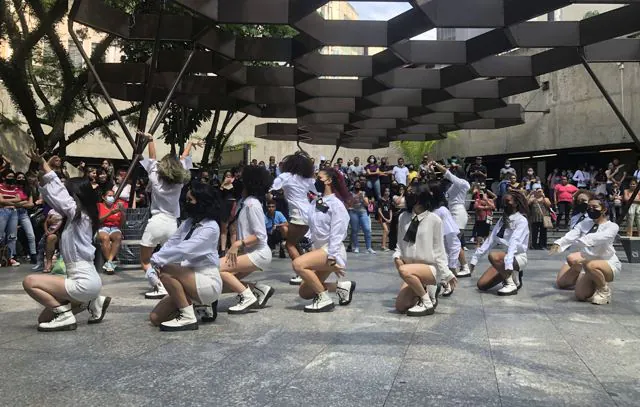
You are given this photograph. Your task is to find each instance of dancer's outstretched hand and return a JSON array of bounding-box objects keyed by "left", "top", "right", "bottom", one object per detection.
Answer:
[
  {"left": 26, "top": 149, "right": 45, "bottom": 164},
  {"left": 548, "top": 244, "right": 560, "bottom": 255},
  {"left": 448, "top": 275, "right": 458, "bottom": 290},
  {"left": 226, "top": 243, "right": 240, "bottom": 268}
]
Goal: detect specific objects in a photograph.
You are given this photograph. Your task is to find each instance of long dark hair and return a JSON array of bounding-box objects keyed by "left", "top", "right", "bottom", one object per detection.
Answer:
[
  {"left": 189, "top": 182, "right": 222, "bottom": 224},
  {"left": 65, "top": 177, "right": 100, "bottom": 233},
  {"left": 281, "top": 151, "right": 314, "bottom": 178},
  {"left": 321, "top": 168, "right": 351, "bottom": 204},
  {"left": 242, "top": 165, "right": 273, "bottom": 200},
  {"left": 427, "top": 179, "right": 447, "bottom": 208},
  {"left": 504, "top": 190, "right": 529, "bottom": 219}
]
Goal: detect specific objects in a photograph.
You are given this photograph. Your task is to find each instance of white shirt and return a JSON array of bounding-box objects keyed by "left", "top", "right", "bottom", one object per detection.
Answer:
[
  {"left": 306, "top": 194, "right": 349, "bottom": 267},
  {"left": 571, "top": 213, "right": 587, "bottom": 229},
  {"left": 634, "top": 169, "right": 640, "bottom": 182},
  {"left": 471, "top": 212, "right": 529, "bottom": 270},
  {"left": 433, "top": 206, "right": 460, "bottom": 236},
  {"left": 572, "top": 170, "right": 590, "bottom": 187},
  {"left": 348, "top": 164, "right": 364, "bottom": 180},
  {"left": 392, "top": 166, "right": 409, "bottom": 186},
  {"left": 444, "top": 170, "right": 470, "bottom": 207},
  {"left": 554, "top": 218, "right": 619, "bottom": 261},
  {"left": 270, "top": 172, "right": 316, "bottom": 219},
  {"left": 236, "top": 196, "right": 269, "bottom": 254},
  {"left": 112, "top": 183, "right": 131, "bottom": 201},
  {"left": 141, "top": 156, "right": 191, "bottom": 218},
  {"left": 39, "top": 171, "right": 95, "bottom": 263},
  {"left": 393, "top": 210, "right": 454, "bottom": 283},
  {"left": 151, "top": 218, "right": 220, "bottom": 269}
]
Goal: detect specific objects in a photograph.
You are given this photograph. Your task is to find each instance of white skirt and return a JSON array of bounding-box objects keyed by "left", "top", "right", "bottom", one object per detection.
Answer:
[
  {"left": 194, "top": 266, "right": 222, "bottom": 305},
  {"left": 140, "top": 212, "right": 178, "bottom": 247},
  {"left": 247, "top": 245, "right": 273, "bottom": 271},
  {"left": 64, "top": 261, "right": 102, "bottom": 303},
  {"left": 449, "top": 204, "right": 469, "bottom": 231}
]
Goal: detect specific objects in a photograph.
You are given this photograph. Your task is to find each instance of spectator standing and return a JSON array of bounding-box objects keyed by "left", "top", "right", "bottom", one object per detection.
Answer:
[
  {"left": 0, "top": 170, "right": 26, "bottom": 266},
  {"left": 407, "top": 164, "right": 419, "bottom": 185},
  {"left": 348, "top": 181, "right": 375, "bottom": 254},
  {"left": 624, "top": 179, "right": 640, "bottom": 236},
  {"left": 392, "top": 158, "right": 409, "bottom": 186},
  {"left": 547, "top": 168, "right": 562, "bottom": 197},
  {"left": 473, "top": 187, "right": 495, "bottom": 248},
  {"left": 264, "top": 199, "right": 288, "bottom": 258},
  {"left": 500, "top": 160, "right": 516, "bottom": 180},
  {"left": 14, "top": 172, "right": 38, "bottom": 264},
  {"left": 365, "top": 155, "right": 383, "bottom": 201},
  {"left": 554, "top": 176, "right": 578, "bottom": 229},
  {"left": 378, "top": 188, "right": 393, "bottom": 251},
  {"left": 609, "top": 183, "right": 623, "bottom": 223},
  {"left": 605, "top": 159, "right": 626, "bottom": 195},
  {"left": 418, "top": 154, "right": 431, "bottom": 174},
  {"left": 467, "top": 156, "right": 488, "bottom": 184},
  {"left": 268, "top": 156, "right": 279, "bottom": 178},
  {"left": 632, "top": 159, "right": 640, "bottom": 182},
  {"left": 348, "top": 157, "right": 364, "bottom": 185},
  {"left": 336, "top": 158, "right": 348, "bottom": 175},
  {"left": 528, "top": 187, "right": 552, "bottom": 249},
  {"left": 572, "top": 164, "right": 591, "bottom": 189},
  {"left": 218, "top": 170, "right": 236, "bottom": 254},
  {"left": 389, "top": 184, "right": 406, "bottom": 250}
]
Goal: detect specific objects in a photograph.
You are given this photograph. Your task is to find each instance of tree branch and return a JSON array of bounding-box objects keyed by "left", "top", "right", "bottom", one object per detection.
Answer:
[
  {"left": 226, "top": 113, "right": 249, "bottom": 140},
  {"left": 63, "top": 104, "right": 142, "bottom": 147},
  {"left": 11, "top": 0, "right": 67, "bottom": 65}
]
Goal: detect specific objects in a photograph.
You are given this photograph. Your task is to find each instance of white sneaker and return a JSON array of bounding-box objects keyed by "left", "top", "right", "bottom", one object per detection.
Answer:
[
  {"left": 336, "top": 281, "right": 356, "bottom": 306},
  {"left": 87, "top": 296, "right": 111, "bottom": 324},
  {"left": 427, "top": 285, "right": 438, "bottom": 309},
  {"left": 457, "top": 264, "right": 472, "bottom": 278},
  {"left": 440, "top": 280, "right": 454, "bottom": 297},
  {"left": 407, "top": 295, "right": 435, "bottom": 317},
  {"left": 353, "top": 248, "right": 360, "bottom": 254},
  {"left": 367, "top": 248, "right": 376, "bottom": 254},
  {"left": 160, "top": 305, "right": 199, "bottom": 331},
  {"left": 145, "top": 283, "right": 168, "bottom": 300},
  {"left": 252, "top": 283, "right": 275, "bottom": 309},
  {"left": 304, "top": 291, "right": 335, "bottom": 313},
  {"left": 289, "top": 275, "right": 303, "bottom": 285},
  {"left": 497, "top": 276, "right": 518, "bottom": 296},
  {"left": 591, "top": 285, "right": 611, "bottom": 305},
  {"left": 38, "top": 304, "right": 77, "bottom": 332},
  {"left": 513, "top": 270, "right": 523, "bottom": 290},
  {"left": 228, "top": 288, "right": 258, "bottom": 314}
]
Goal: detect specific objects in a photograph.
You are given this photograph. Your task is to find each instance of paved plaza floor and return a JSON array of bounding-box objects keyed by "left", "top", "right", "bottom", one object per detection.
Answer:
[{"left": 1, "top": 250, "right": 639, "bottom": 406}]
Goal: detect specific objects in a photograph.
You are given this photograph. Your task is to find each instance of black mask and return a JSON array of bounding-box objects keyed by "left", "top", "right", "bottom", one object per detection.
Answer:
[
  {"left": 315, "top": 179, "right": 325, "bottom": 194},
  {"left": 184, "top": 202, "right": 206, "bottom": 220},
  {"left": 576, "top": 202, "right": 588, "bottom": 213},
  {"left": 504, "top": 205, "right": 515, "bottom": 215},
  {"left": 587, "top": 208, "right": 602, "bottom": 220},
  {"left": 5, "top": 178, "right": 16, "bottom": 185},
  {"left": 405, "top": 193, "right": 418, "bottom": 212}
]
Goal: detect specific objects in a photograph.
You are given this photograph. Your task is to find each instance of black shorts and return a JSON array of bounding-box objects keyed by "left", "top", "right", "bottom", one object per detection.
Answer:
[{"left": 474, "top": 220, "right": 491, "bottom": 238}]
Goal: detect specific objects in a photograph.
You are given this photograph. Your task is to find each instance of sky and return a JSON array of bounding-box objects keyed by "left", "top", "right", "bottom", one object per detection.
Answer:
[{"left": 348, "top": 2, "right": 437, "bottom": 40}]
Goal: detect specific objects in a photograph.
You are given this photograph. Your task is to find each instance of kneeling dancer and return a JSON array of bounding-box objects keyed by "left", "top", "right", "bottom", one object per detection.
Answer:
[
  {"left": 149, "top": 183, "right": 223, "bottom": 331},
  {"left": 293, "top": 168, "right": 353, "bottom": 312},
  {"left": 394, "top": 184, "right": 457, "bottom": 316},
  {"left": 550, "top": 198, "right": 620, "bottom": 305},
  {"left": 23, "top": 151, "right": 110, "bottom": 331},
  {"left": 470, "top": 191, "right": 529, "bottom": 296}
]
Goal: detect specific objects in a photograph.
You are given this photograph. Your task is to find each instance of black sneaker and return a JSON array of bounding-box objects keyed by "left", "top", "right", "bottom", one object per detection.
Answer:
[
  {"left": 279, "top": 247, "right": 286, "bottom": 259},
  {"left": 30, "top": 254, "right": 38, "bottom": 265}
]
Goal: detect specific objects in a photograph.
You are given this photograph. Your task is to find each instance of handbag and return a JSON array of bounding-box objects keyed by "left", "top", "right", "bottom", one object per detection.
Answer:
[{"left": 543, "top": 215, "right": 553, "bottom": 229}]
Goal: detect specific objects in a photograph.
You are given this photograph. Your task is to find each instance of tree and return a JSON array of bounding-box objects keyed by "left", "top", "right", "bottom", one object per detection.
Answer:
[
  {"left": 583, "top": 10, "right": 600, "bottom": 19},
  {"left": 394, "top": 140, "right": 438, "bottom": 165},
  {"left": 0, "top": 0, "right": 147, "bottom": 154}
]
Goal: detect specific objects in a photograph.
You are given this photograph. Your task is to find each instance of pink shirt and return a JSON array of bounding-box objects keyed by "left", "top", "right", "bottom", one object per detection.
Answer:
[
  {"left": 0, "top": 184, "right": 27, "bottom": 208},
  {"left": 554, "top": 183, "right": 578, "bottom": 203}
]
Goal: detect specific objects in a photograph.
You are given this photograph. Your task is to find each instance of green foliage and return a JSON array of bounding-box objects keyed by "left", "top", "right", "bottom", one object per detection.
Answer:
[
  {"left": 583, "top": 10, "right": 600, "bottom": 19},
  {"left": 394, "top": 141, "right": 437, "bottom": 165}
]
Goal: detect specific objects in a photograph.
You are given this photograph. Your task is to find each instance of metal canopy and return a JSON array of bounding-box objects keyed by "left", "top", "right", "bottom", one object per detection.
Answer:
[{"left": 70, "top": 0, "right": 640, "bottom": 149}]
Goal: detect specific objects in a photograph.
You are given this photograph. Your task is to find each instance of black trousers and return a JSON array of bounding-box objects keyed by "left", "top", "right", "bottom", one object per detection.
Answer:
[
  {"left": 389, "top": 211, "right": 400, "bottom": 250},
  {"left": 557, "top": 202, "right": 572, "bottom": 228},
  {"left": 530, "top": 222, "right": 547, "bottom": 249},
  {"left": 267, "top": 229, "right": 284, "bottom": 250}
]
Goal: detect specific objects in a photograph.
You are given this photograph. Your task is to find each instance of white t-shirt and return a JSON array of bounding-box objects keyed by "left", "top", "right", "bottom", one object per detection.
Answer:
[
  {"left": 392, "top": 166, "right": 409, "bottom": 185},
  {"left": 141, "top": 156, "right": 191, "bottom": 218}
]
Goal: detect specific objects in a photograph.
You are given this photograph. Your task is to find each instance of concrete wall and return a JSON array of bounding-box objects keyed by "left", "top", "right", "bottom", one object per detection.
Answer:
[{"left": 431, "top": 61, "right": 640, "bottom": 159}]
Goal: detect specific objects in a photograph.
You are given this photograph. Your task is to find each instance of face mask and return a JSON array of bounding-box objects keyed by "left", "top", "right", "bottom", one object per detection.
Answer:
[
  {"left": 405, "top": 193, "right": 418, "bottom": 212},
  {"left": 354, "top": 186, "right": 361, "bottom": 191},
  {"left": 5, "top": 178, "right": 15, "bottom": 185},
  {"left": 504, "top": 204, "right": 515, "bottom": 215},
  {"left": 576, "top": 202, "right": 588, "bottom": 213},
  {"left": 184, "top": 202, "right": 206, "bottom": 220},
  {"left": 587, "top": 208, "right": 602, "bottom": 220},
  {"left": 105, "top": 196, "right": 115, "bottom": 205},
  {"left": 369, "top": 159, "right": 374, "bottom": 164},
  {"left": 315, "top": 179, "right": 326, "bottom": 194},
  {"left": 505, "top": 164, "right": 510, "bottom": 168},
  {"left": 527, "top": 171, "right": 534, "bottom": 176}
]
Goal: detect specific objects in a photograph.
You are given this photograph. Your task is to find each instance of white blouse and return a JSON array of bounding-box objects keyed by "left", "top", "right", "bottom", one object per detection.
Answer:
[
  {"left": 554, "top": 218, "right": 619, "bottom": 261},
  {"left": 306, "top": 194, "right": 349, "bottom": 267},
  {"left": 236, "top": 196, "right": 269, "bottom": 254},
  {"left": 39, "top": 171, "right": 95, "bottom": 263},
  {"left": 571, "top": 212, "right": 587, "bottom": 229},
  {"left": 140, "top": 156, "right": 192, "bottom": 218},
  {"left": 433, "top": 206, "right": 460, "bottom": 236},
  {"left": 271, "top": 172, "right": 317, "bottom": 218},
  {"left": 151, "top": 218, "right": 220, "bottom": 269},
  {"left": 393, "top": 210, "right": 454, "bottom": 283},
  {"left": 471, "top": 212, "right": 529, "bottom": 270},
  {"left": 444, "top": 170, "right": 470, "bottom": 207}
]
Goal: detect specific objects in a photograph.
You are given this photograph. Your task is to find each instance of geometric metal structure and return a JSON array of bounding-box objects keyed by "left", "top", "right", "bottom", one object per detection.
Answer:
[{"left": 69, "top": 0, "right": 640, "bottom": 150}]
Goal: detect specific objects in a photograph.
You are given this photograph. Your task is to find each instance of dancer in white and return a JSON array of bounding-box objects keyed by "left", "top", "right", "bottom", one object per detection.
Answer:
[
  {"left": 138, "top": 133, "right": 197, "bottom": 299},
  {"left": 270, "top": 152, "right": 317, "bottom": 285},
  {"left": 149, "top": 183, "right": 223, "bottom": 331},
  {"left": 23, "top": 151, "right": 111, "bottom": 331},
  {"left": 470, "top": 190, "right": 529, "bottom": 296},
  {"left": 550, "top": 198, "right": 620, "bottom": 304},
  {"left": 570, "top": 190, "right": 593, "bottom": 228},
  {"left": 394, "top": 184, "right": 458, "bottom": 316},
  {"left": 292, "top": 168, "right": 353, "bottom": 312},
  {"left": 220, "top": 166, "right": 275, "bottom": 314},
  {"left": 431, "top": 160, "right": 472, "bottom": 277},
  {"left": 428, "top": 180, "right": 462, "bottom": 297}
]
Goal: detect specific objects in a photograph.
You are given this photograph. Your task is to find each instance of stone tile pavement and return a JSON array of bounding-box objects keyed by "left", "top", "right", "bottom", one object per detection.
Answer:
[{"left": 1, "top": 250, "right": 639, "bottom": 406}]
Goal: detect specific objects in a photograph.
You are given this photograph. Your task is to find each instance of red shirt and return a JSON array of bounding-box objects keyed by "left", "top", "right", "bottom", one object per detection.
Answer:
[
  {"left": 98, "top": 203, "right": 123, "bottom": 228},
  {"left": 0, "top": 184, "right": 27, "bottom": 207},
  {"left": 554, "top": 183, "right": 578, "bottom": 203}
]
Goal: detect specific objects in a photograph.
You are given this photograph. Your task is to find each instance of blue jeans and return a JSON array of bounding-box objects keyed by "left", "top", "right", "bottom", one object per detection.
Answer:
[
  {"left": 349, "top": 209, "right": 372, "bottom": 250},
  {"left": 17, "top": 209, "right": 37, "bottom": 255},
  {"left": 0, "top": 208, "right": 19, "bottom": 257},
  {"left": 366, "top": 178, "right": 381, "bottom": 201}
]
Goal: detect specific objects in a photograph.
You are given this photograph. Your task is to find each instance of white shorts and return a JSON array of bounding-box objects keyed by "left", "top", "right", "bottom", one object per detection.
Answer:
[
  {"left": 247, "top": 245, "right": 273, "bottom": 271},
  {"left": 289, "top": 208, "right": 307, "bottom": 226},
  {"left": 449, "top": 204, "right": 469, "bottom": 231},
  {"left": 607, "top": 256, "right": 622, "bottom": 278},
  {"left": 140, "top": 212, "right": 177, "bottom": 247},
  {"left": 316, "top": 243, "right": 348, "bottom": 265},
  {"left": 194, "top": 266, "right": 222, "bottom": 305},
  {"left": 64, "top": 261, "right": 102, "bottom": 303},
  {"left": 514, "top": 253, "right": 528, "bottom": 271}
]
